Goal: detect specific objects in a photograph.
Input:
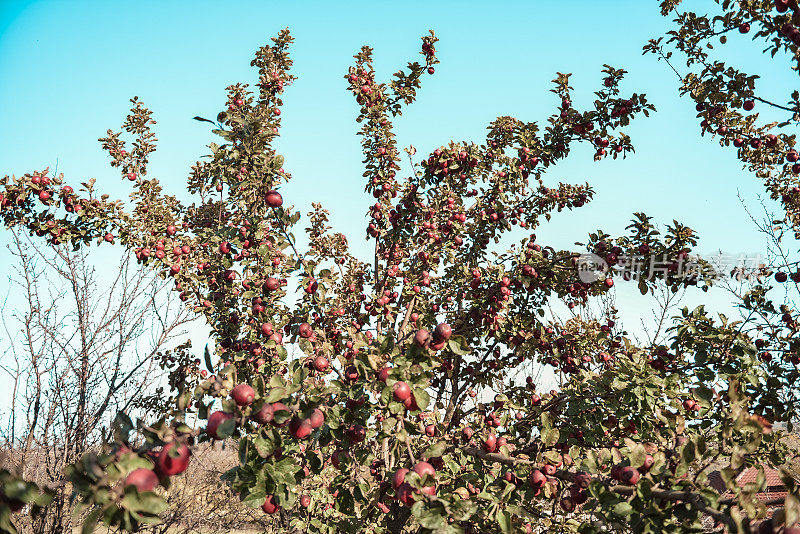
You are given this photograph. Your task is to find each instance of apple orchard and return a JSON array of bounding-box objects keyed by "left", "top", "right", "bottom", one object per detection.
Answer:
[{"left": 3, "top": 1, "right": 800, "bottom": 532}]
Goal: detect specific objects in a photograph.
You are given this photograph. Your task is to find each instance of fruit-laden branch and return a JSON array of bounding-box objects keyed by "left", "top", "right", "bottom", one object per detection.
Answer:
[{"left": 453, "top": 445, "right": 740, "bottom": 530}]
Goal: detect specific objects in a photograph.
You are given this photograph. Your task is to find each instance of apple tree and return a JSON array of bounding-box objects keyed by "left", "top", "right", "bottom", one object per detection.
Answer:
[{"left": 0, "top": 23, "right": 798, "bottom": 534}]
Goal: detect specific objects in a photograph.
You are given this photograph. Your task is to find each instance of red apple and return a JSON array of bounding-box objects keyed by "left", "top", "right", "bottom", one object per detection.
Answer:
[
  {"left": 619, "top": 466, "right": 640, "bottom": 485},
  {"left": 560, "top": 497, "right": 575, "bottom": 512},
  {"left": 265, "top": 190, "right": 283, "bottom": 208},
  {"left": 482, "top": 433, "right": 497, "bottom": 453},
  {"left": 156, "top": 442, "right": 190, "bottom": 476},
  {"left": 393, "top": 381, "right": 412, "bottom": 402},
  {"left": 529, "top": 469, "right": 546, "bottom": 488},
  {"left": 414, "top": 328, "right": 430, "bottom": 346},
  {"left": 262, "top": 494, "right": 280, "bottom": 514},
  {"left": 289, "top": 417, "right": 313, "bottom": 439},
  {"left": 206, "top": 411, "right": 234, "bottom": 439},
  {"left": 377, "top": 367, "right": 391, "bottom": 382},
  {"left": 312, "top": 355, "right": 329, "bottom": 373},
  {"left": 639, "top": 455, "right": 654, "bottom": 471},
  {"left": 253, "top": 403, "right": 274, "bottom": 425},
  {"left": 396, "top": 483, "right": 414, "bottom": 506},
  {"left": 125, "top": 468, "right": 159, "bottom": 492},
  {"left": 265, "top": 277, "right": 280, "bottom": 291},
  {"left": 574, "top": 472, "right": 590, "bottom": 488},
  {"left": 433, "top": 322, "right": 452, "bottom": 341},
  {"left": 299, "top": 322, "right": 313, "bottom": 338},
  {"left": 308, "top": 408, "right": 325, "bottom": 429},
  {"left": 231, "top": 383, "right": 255, "bottom": 406},
  {"left": 412, "top": 461, "right": 436, "bottom": 479},
  {"left": 392, "top": 468, "right": 409, "bottom": 490},
  {"left": 347, "top": 424, "right": 366, "bottom": 443}
]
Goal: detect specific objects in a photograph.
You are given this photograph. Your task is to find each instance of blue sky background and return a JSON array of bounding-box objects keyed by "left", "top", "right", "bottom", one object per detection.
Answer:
[{"left": 0, "top": 0, "right": 796, "bottom": 368}]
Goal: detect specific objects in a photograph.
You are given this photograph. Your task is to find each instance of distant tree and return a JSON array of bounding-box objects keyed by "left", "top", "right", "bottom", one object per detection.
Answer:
[{"left": 0, "top": 228, "right": 192, "bottom": 532}]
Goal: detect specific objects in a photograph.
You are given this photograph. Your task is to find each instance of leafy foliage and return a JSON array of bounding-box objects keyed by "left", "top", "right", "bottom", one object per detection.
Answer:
[{"left": 1, "top": 13, "right": 799, "bottom": 533}]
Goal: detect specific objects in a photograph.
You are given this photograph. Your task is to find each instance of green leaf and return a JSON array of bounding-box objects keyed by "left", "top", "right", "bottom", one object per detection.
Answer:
[
  {"left": 0, "top": 507, "right": 18, "bottom": 534},
  {"left": 424, "top": 441, "right": 448, "bottom": 459},
  {"left": 448, "top": 336, "right": 470, "bottom": 356},
  {"left": 613, "top": 501, "right": 633, "bottom": 516},
  {"left": 412, "top": 502, "right": 445, "bottom": 529},
  {"left": 216, "top": 417, "right": 236, "bottom": 440},
  {"left": 540, "top": 414, "right": 560, "bottom": 448},
  {"left": 242, "top": 489, "right": 267, "bottom": 509},
  {"left": 638, "top": 277, "right": 648, "bottom": 295},
  {"left": 112, "top": 412, "right": 134, "bottom": 443},
  {"left": 273, "top": 408, "right": 291, "bottom": 425},
  {"left": 265, "top": 387, "right": 287, "bottom": 403},
  {"left": 496, "top": 509, "right": 512, "bottom": 532},
  {"left": 380, "top": 334, "right": 395, "bottom": 354},
  {"left": 695, "top": 385, "right": 713, "bottom": 407},
  {"left": 204, "top": 343, "right": 214, "bottom": 371},
  {"left": 80, "top": 507, "right": 102, "bottom": 534},
  {"left": 412, "top": 389, "right": 430, "bottom": 411},
  {"left": 629, "top": 443, "right": 646, "bottom": 469}
]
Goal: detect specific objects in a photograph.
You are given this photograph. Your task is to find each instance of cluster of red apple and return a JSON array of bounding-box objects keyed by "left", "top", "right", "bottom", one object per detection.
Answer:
[
  {"left": 122, "top": 440, "right": 191, "bottom": 494},
  {"left": 391, "top": 461, "right": 437, "bottom": 506},
  {"left": 198, "top": 380, "right": 335, "bottom": 514},
  {"left": 0, "top": 173, "right": 125, "bottom": 246}
]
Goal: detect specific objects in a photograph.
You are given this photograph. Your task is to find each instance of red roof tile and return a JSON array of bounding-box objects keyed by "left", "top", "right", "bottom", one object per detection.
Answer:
[{"left": 736, "top": 465, "right": 785, "bottom": 487}]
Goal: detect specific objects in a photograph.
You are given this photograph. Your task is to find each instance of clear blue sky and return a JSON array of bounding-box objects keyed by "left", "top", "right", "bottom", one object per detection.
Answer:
[{"left": 0, "top": 0, "right": 795, "bottom": 340}]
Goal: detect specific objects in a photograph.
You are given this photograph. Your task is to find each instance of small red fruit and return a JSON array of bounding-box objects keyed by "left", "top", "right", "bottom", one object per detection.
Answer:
[
  {"left": 413, "top": 461, "right": 436, "bottom": 479},
  {"left": 265, "top": 277, "right": 280, "bottom": 291},
  {"left": 308, "top": 408, "right": 325, "bottom": 429},
  {"left": 640, "top": 454, "right": 654, "bottom": 471},
  {"left": 265, "top": 190, "right": 283, "bottom": 208},
  {"left": 619, "top": 466, "right": 640, "bottom": 485},
  {"left": 482, "top": 433, "right": 497, "bottom": 453},
  {"left": 393, "top": 381, "right": 412, "bottom": 402},
  {"left": 396, "top": 482, "right": 414, "bottom": 506},
  {"left": 313, "top": 355, "right": 330, "bottom": 373},
  {"left": 157, "top": 442, "right": 191, "bottom": 476},
  {"left": 299, "top": 322, "right": 313, "bottom": 338},
  {"left": 206, "top": 411, "right": 234, "bottom": 439},
  {"left": 253, "top": 403, "right": 274, "bottom": 425},
  {"left": 560, "top": 496, "right": 575, "bottom": 512},
  {"left": 262, "top": 494, "right": 280, "bottom": 514},
  {"left": 529, "top": 469, "right": 546, "bottom": 488},
  {"left": 231, "top": 383, "right": 255, "bottom": 406},
  {"left": 347, "top": 423, "right": 366, "bottom": 443},
  {"left": 289, "top": 417, "right": 313, "bottom": 439},
  {"left": 377, "top": 367, "right": 391, "bottom": 382},
  {"left": 433, "top": 322, "right": 452, "bottom": 341},
  {"left": 392, "top": 468, "right": 409, "bottom": 490},
  {"left": 414, "top": 328, "right": 430, "bottom": 346},
  {"left": 125, "top": 468, "right": 158, "bottom": 492}
]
